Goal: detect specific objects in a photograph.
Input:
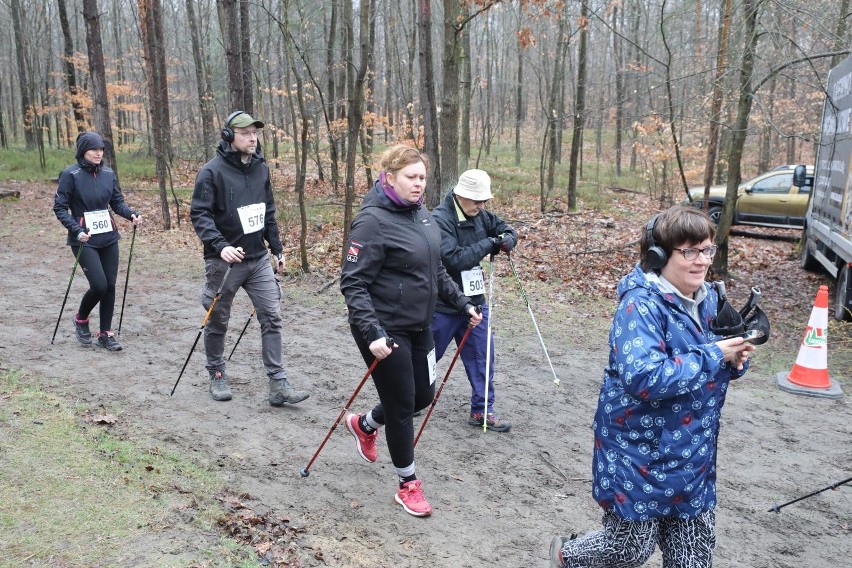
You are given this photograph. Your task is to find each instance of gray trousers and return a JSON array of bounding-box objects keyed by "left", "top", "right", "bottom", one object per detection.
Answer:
[
  {"left": 559, "top": 509, "right": 716, "bottom": 568},
  {"left": 202, "top": 255, "right": 287, "bottom": 380}
]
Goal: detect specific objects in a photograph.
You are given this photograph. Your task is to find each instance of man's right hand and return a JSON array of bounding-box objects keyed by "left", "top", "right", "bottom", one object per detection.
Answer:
[
  {"left": 369, "top": 337, "right": 396, "bottom": 360},
  {"left": 220, "top": 246, "right": 245, "bottom": 263}
]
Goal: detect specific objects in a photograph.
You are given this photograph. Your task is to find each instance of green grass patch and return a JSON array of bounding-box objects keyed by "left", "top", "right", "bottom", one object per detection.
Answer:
[
  {"left": 0, "top": 369, "right": 259, "bottom": 567},
  {"left": 0, "top": 146, "right": 156, "bottom": 183}
]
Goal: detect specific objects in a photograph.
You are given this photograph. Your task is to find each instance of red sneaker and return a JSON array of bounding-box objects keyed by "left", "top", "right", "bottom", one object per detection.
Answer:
[
  {"left": 345, "top": 413, "right": 378, "bottom": 463},
  {"left": 394, "top": 480, "right": 432, "bottom": 517}
]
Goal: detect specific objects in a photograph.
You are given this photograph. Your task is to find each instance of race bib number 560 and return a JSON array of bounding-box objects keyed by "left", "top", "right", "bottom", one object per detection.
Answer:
[
  {"left": 238, "top": 203, "right": 265, "bottom": 234},
  {"left": 83, "top": 209, "right": 112, "bottom": 235}
]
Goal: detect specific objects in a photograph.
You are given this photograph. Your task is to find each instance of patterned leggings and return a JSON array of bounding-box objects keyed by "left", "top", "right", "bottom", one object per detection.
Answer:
[{"left": 558, "top": 509, "right": 715, "bottom": 568}]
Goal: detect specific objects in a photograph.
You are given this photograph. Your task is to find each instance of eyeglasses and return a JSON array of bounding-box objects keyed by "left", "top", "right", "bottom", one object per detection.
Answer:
[
  {"left": 673, "top": 245, "right": 718, "bottom": 261},
  {"left": 474, "top": 200, "right": 489, "bottom": 205}
]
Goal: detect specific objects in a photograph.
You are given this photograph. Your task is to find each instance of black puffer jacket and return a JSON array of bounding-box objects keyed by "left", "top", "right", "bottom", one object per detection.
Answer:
[
  {"left": 53, "top": 159, "right": 137, "bottom": 248},
  {"left": 190, "top": 140, "right": 283, "bottom": 261},
  {"left": 431, "top": 190, "right": 517, "bottom": 312},
  {"left": 341, "top": 181, "right": 472, "bottom": 342}
]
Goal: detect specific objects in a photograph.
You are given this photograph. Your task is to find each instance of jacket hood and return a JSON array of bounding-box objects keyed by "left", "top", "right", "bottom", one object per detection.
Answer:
[
  {"left": 216, "top": 139, "right": 265, "bottom": 167},
  {"left": 617, "top": 264, "right": 656, "bottom": 300}
]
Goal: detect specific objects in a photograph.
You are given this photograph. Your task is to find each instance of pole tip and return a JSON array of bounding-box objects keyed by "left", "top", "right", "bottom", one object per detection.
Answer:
[{"left": 300, "top": 468, "right": 310, "bottom": 478}]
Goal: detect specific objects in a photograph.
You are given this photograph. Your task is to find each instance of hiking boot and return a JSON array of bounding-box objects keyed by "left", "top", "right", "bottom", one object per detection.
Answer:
[
  {"left": 73, "top": 313, "right": 92, "bottom": 345},
  {"left": 345, "top": 413, "right": 378, "bottom": 463},
  {"left": 268, "top": 378, "right": 309, "bottom": 406},
  {"left": 209, "top": 371, "right": 232, "bottom": 401},
  {"left": 96, "top": 331, "right": 122, "bottom": 351},
  {"left": 549, "top": 534, "right": 578, "bottom": 568},
  {"left": 394, "top": 479, "right": 432, "bottom": 517},
  {"left": 468, "top": 412, "right": 512, "bottom": 432}
]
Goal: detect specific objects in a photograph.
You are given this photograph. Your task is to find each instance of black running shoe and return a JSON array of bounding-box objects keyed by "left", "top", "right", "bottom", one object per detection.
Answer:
[
  {"left": 97, "top": 331, "right": 122, "bottom": 351},
  {"left": 73, "top": 313, "right": 92, "bottom": 345}
]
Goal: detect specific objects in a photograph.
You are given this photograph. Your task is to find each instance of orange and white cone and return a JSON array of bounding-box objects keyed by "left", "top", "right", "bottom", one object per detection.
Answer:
[{"left": 776, "top": 285, "right": 843, "bottom": 398}]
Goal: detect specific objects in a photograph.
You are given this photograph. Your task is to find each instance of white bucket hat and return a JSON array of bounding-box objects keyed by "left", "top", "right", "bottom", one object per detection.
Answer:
[{"left": 453, "top": 169, "right": 493, "bottom": 201}]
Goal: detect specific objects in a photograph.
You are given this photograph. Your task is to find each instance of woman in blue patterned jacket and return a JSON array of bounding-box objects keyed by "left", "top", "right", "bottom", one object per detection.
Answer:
[{"left": 550, "top": 205, "right": 755, "bottom": 568}]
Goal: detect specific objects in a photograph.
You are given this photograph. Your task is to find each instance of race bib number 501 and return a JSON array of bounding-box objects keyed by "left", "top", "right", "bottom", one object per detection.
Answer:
[
  {"left": 238, "top": 203, "right": 265, "bottom": 234},
  {"left": 461, "top": 266, "right": 485, "bottom": 295}
]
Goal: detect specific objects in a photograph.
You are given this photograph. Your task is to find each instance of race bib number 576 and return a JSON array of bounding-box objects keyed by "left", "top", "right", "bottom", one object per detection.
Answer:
[{"left": 238, "top": 203, "right": 265, "bottom": 234}]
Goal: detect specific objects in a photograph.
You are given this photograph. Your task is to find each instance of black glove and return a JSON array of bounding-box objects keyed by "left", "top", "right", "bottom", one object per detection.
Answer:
[
  {"left": 488, "top": 237, "right": 502, "bottom": 255},
  {"left": 500, "top": 235, "right": 515, "bottom": 253}
]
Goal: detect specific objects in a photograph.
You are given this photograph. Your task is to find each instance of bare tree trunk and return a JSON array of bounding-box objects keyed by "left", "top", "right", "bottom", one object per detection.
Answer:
[
  {"left": 439, "top": 0, "right": 463, "bottom": 197},
  {"left": 342, "top": 0, "right": 373, "bottom": 257},
  {"left": 281, "top": 1, "right": 310, "bottom": 273},
  {"left": 541, "top": 7, "right": 569, "bottom": 213},
  {"left": 139, "top": 0, "right": 173, "bottom": 229},
  {"left": 57, "top": 0, "right": 86, "bottom": 135},
  {"left": 714, "top": 0, "right": 760, "bottom": 276},
  {"left": 326, "top": 0, "right": 341, "bottom": 196},
  {"left": 566, "top": 0, "right": 589, "bottom": 211},
  {"left": 239, "top": 0, "right": 254, "bottom": 114},
  {"left": 757, "top": 73, "right": 776, "bottom": 172},
  {"left": 186, "top": 0, "right": 216, "bottom": 159},
  {"left": 82, "top": 0, "right": 118, "bottom": 173},
  {"left": 418, "top": 0, "right": 441, "bottom": 208},
  {"left": 361, "top": 3, "right": 377, "bottom": 188},
  {"left": 613, "top": 4, "right": 625, "bottom": 176},
  {"left": 459, "top": 18, "right": 472, "bottom": 171},
  {"left": 700, "top": 0, "right": 733, "bottom": 207},
  {"left": 660, "top": 0, "right": 689, "bottom": 199},
  {"left": 219, "top": 0, "right": 243, "bottom": 110},
  {"left": 831, "top": 0, "right": 850, "bottom": 68},
  {"left": 10, "top": 0, "right": 36, "bottom": 149}
]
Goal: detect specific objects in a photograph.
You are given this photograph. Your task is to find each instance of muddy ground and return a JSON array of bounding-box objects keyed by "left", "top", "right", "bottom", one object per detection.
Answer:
[{"left": 1, "top": 182, "right": 850, "bottom": 567}]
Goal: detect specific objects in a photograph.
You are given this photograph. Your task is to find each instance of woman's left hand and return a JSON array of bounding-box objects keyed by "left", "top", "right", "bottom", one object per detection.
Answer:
[{"left": 131, "top": 214, "right": 143, "bottom": 226}]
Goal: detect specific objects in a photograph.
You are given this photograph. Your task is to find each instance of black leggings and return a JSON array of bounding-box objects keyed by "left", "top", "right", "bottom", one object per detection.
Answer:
[
  {"left": 351, "top": 326, "right": 435, "bottom": 469},
  {"left": 72, "top": 242, "right": 120, "bottom": 333}
]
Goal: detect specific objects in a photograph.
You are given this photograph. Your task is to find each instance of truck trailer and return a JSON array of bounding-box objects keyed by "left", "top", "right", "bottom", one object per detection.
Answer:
[{"left": 799, "top": 53, "right": 852, "bottom": 320}]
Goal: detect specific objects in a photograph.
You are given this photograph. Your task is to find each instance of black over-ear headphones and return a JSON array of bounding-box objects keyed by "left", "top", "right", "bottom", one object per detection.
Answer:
[
  {"left": 221, "top": 110, "right": 246, "bottom": 143},
  {"left": 644, "top": 214, "right": 668, "bottom": 270}
]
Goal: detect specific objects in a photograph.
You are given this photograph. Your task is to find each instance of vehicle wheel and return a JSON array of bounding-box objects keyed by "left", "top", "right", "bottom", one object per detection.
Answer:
[
  {"left": 835, "top": 264, "right": 852, "bottom": 321},
  {"left": 707, "top": 205, "right": 723, "bottom": 225},
  {"left": 800, "top": 231, "right": 819, "bottom": 271}
]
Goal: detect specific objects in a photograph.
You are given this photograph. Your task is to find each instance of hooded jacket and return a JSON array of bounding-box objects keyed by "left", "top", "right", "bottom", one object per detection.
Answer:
[
  {"left": 592, "top": 265, "right": 748, "bottom": 521},
  {"left": 341, "top": 180, "right": 472, "bottom": 342},
  {"left": 190, "top": 140, "right": 283, "bottom": 261},
  {"left": 431, "top": 190, "right": 517, "bottom": 311},
  {"left": 53, "top": 146, "right": 136, "bottom": 248}
]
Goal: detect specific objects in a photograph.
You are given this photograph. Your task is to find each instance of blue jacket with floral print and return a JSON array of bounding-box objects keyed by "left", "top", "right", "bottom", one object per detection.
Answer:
[{"left": 591, "top": 265, "right": 748, "bottom": 521}]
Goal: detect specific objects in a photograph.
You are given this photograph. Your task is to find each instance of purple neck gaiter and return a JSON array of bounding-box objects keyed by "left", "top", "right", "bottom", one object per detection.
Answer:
[{"left": 380, "top": 171, "right": 422, "bottom": 209}]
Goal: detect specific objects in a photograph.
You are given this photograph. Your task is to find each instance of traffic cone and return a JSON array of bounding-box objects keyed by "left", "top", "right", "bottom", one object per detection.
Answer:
[{"left": 776, "top": 285, "right": 843, "bottom": 398}]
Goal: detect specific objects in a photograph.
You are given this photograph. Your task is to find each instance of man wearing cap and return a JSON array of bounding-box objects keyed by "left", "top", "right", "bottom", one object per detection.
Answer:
[
  {"left": 190, "top": 111, "right": 310, "bottom": 405},
  {"left": 431, "top": 169, "right": 518, "bottom": 432}
]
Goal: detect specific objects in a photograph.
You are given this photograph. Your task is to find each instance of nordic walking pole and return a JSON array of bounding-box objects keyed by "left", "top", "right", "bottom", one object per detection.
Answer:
[
  {"left": 227, "top": 308, "right": 255, "bottom": 360},
  {"left": 171, "top": 258, "right": 237, "bottom": 396},
  {"left": 482, "top": 253, "right": 496, "bottom": 433},
  {"left": 768, "top": 475, "right": 852, "bottom": 513},
  {"left": 51, "top": 231, "right": 88, "bottom": 344},
  {"left": 300, "top": 337, "right": 394, "bottom": 478},
  {"left": 508, "top": 254, "right": 560, "bottom": 385},
  {"left": 117, "top": 224, "right": 137, "bottom": 336},
  {"left": 414, "top": 306, "right": 481, "bottom": 448}
]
